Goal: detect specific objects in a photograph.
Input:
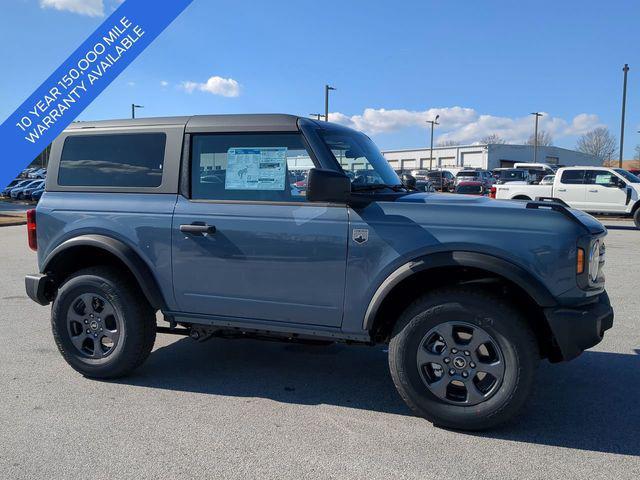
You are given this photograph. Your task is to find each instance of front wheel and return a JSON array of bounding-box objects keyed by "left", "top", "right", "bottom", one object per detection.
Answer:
[
  {"left": 51, "top": 267, "right": 156, "bottom": 379},
  {"left": 388, "top": 288, "right": 539, "bottom": 430},
  {"left": 633, "top": 207, "right": 640, "bottom": 228}
]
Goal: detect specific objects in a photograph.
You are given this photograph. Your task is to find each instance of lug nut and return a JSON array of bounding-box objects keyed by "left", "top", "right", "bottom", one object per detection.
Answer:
[
  {"left": 451, "top": 348, "right": 458, "bottom": 354},
  {"left": 462, "top": 372, "right": 469, "bottom": 378},
  {"left": 470, "top": 362, "right": 476, "bottom": 368},
  {"left": 90, "top": 314, "right": 94, "bottom": 318},
  {"left": 464, "top": 350, "right": 470, "bottom": 356},
  {"left": 449, "top": 369, "right": 456, "bottom": 376},
  {"left": 443, "top": 358, "right": 450, "bottom": 364},
  {"left": 84, "top": 319, "right": 88, "bottom": 324},
  {"left": 93, "top": 333, "right": 98, "bottom": 338},
  {"left": 86, "top": 329, "right": 90, "bottom": 334}
]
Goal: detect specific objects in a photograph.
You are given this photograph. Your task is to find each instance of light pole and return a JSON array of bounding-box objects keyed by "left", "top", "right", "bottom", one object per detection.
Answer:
[
  {"left": 309, "top": 113, "right": 324, "bottom": 121},
  {"left": 131, "top": 104, "right": 143, "bottom": 119},
  {"left": 324, "top": 85, "right": 336, "bottom": 121},
  {"left": 530, "top": 112, "right": 543, "bottom": 163},
  {"left": 619, "top": 64, "right": 630, "bottom": 168},
  {"left": 426, "top": 115, "right": 440, "bottom": 171}
]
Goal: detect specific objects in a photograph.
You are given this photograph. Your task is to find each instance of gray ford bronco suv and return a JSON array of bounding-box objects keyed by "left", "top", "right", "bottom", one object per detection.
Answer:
[{"left": 25, "top": 114, "right": 613, "bottom": 430}]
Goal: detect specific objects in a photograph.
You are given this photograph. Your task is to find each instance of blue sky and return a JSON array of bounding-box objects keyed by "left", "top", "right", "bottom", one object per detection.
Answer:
[{"left": 1, "top": 0, "right": 639, "bottom": 156}]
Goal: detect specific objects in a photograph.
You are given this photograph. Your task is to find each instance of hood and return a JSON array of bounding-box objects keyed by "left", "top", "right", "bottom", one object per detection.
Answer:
[{"left": 392, "top": 192, "right": 606, "bottom": 235}]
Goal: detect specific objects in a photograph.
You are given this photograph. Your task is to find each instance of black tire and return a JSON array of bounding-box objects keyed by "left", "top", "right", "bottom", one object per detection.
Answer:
[
  {"left": 633, "top": 207, "right": 640, "bottom": 228},
  {"left": 388, "top": 287, "right": 539, "bottom": 431},
  {"left": 51, "top": 266, "right": 156, "bottom": 379}
]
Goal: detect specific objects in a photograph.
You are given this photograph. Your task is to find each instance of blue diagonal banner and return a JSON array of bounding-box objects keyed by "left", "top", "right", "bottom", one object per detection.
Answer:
[{"left": 0, "top": 0, "right": 193, "bottom": 188}]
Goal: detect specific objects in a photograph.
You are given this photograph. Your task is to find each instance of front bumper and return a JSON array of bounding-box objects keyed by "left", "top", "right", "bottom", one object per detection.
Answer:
[
  {"left": 544, "top": 291, "right": 613, "bottom": 361},
  {"left": 25, "top": 273, "right": 54, "bottom": 306}
]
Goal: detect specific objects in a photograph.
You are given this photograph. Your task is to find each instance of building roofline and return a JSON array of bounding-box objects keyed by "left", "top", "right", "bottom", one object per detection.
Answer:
[{"left": 382, "top": 143, "right": 596, "bottom": 157}]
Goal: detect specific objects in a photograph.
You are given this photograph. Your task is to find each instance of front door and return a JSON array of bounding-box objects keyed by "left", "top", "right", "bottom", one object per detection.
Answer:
[
  {"left": 171, "top": 132, "right": 348, "bottom": 327},
  {"left": 583, "top": 170, "right": 628, "bottom": 212}
]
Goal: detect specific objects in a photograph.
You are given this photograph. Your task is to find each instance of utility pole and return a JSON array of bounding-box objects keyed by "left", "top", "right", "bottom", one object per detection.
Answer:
[
  {"left": 426, "top": 115, "right": 440, "bottom": 171},
  {"left": 619, "top": 64, "right": 630, "bottom": 168},
  {"left": 530, "top": 112, "right": 543, "bottom": 163},
  {"left": 324, "top": 85, "right": 336, "bottom": 121},
  {"left": 131, "top": 104, "right": 143, "bottom": 119},
  {"left": 309, "top": 113, "right": 324, "bottom": 121}
]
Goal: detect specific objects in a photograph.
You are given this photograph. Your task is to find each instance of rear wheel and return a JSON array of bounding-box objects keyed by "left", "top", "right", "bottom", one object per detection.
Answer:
[
  {"left": 633, "top": 207, "right": 640, "bottom": 228},
  {"left": 51, "top": 267, "right": 156, "bottom": 379},
  {"left": 388, "top": 287, "right": 539, "bottom": 430}
]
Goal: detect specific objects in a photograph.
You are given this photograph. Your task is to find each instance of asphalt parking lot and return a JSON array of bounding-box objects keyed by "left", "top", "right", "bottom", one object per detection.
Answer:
[{"left": 0, "top": 224, "right": 638, "bottom": 479}]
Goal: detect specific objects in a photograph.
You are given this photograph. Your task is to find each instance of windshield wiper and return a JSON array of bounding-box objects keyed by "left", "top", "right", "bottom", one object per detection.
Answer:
[{"left": 352, "top": 184, "right": 406, "bottom": 192}]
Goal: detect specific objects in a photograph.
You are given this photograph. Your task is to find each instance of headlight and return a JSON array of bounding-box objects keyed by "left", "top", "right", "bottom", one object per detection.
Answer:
[{"left": 589, "top": 241, "right": 601, "bottom": 283}]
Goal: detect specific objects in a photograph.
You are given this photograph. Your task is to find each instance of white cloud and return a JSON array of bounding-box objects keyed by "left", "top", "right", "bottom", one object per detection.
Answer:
[
  {"left": 40, "top": 0, "right": 104, "bottom": 17},
  {"left": 181, "top": 76, "right": 241, "bottom": 97},
  {"left": 160, "top": 80, "right": 169, "bottom": 87},
  {"left": 328, "top": 107, "right": 476, "bottom": 135},
  {"left": 329, "top": 107, "right": 603, "bottom": 144}
]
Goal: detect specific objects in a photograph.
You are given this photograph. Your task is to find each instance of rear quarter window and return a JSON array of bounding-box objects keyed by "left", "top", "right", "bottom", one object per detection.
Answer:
[
  {"left": 58, "top": 133, "right": 166, "bottom": 187},
  {"left": 560, "top": 170, "right": 585, "bottom": 185}
]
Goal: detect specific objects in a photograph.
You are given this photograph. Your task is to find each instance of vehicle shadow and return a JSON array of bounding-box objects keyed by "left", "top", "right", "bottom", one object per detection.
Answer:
[{"left": 116, "top": 338, "right": 640, "bottom": 456}]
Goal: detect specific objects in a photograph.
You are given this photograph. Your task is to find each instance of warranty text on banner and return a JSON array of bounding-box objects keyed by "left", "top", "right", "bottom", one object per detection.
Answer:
[{"left": 0, "top": 0, "right": 193, "bottom": 189}]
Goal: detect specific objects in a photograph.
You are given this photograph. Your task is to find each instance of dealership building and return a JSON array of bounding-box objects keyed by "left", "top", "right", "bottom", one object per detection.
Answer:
[{"left": 382, "top": 144, "right": 599, "bottom": 172}]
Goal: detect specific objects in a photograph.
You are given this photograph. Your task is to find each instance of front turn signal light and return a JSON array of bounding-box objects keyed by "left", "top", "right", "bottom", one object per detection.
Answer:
[{"left": 577, "top": 248, "right": 585, "bottom": 275}]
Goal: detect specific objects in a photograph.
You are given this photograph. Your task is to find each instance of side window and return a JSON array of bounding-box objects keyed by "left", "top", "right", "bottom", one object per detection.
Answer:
[
  {"left": 585, "top": 170, "right": 615, "bottom": 186},
  {"left": 190, "top": 133, "right": 316, "bottom": 202},
  {"left": 560, "top": 170, "right": 585, "bottom": 185},
  {"left": 58, "top": 133, "right": 166, "bottom": 187}
]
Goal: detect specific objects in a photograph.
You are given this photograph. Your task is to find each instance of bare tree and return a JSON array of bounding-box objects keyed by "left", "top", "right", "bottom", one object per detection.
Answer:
[
  {"left": 436, "top": 139, "right": 460, "bottom": 147},
  {"left": 576, "top": 127, "right": 617, "bottom": 164},
  {"left": 634, "top": 144, "right": 640, "bottom": 161},
  {"left": 480, "top": 134, "right": 506, "bottom": 144},
  {"left": 524, "top": 131, "right": 553, "bottom": 146}
]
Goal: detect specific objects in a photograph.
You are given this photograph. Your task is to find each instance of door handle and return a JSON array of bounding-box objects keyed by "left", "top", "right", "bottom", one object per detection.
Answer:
[
  {"left": 588, "top": 189, "right": 598, "bottom": 193},
  {"left": 180, "top": 223, "right": 216, "bottom": 235},
  {"left": 556, "top": 188, "right": 567, "bottom": 192}
]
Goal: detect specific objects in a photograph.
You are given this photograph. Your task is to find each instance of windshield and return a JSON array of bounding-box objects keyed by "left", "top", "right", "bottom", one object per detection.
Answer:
[
  {"left": 457, "top": 171, "right": 478, "bottom": 178},
  {"left": 317, "top": 129, "right": 400, "bottom": 188},
  {"left": 615, "top": 168, "right": 640, "bottom": 183},
  {"left": 457, "top": 184, "right": 484, "bottom": 194}
]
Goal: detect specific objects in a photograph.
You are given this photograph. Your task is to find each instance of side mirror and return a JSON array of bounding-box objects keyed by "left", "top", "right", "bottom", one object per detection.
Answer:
[
  {"left": 306, "top": 168, "right": 351, "bottom": 203},
  {"left": 401, "top": 173, "right": 417, "bottom": 189}
]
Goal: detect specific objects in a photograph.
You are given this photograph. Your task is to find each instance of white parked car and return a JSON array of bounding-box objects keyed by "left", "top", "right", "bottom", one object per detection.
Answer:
[
  {"left": 513, "top": 163, "right": 557, "bottom": 183},
  {"left": 493, "top": 166, "right": 640, "bottom": 226}
]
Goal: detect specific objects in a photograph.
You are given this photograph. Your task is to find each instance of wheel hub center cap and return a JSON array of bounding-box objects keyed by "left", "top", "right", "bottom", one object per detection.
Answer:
[
  {"left": 90, "top": 320, "right": 99, "bottom": 331},
  {"left": 453, "top": 356, "right": 467, "bottom": 369}
]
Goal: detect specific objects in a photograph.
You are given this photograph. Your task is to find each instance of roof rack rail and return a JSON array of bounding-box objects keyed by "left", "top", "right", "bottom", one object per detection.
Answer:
[{"left": 534, "top": 196, "right": 570, "bottom": 207}]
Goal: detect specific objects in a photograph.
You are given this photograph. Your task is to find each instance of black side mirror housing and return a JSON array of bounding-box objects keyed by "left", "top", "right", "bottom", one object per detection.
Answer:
[
  {"left": 401, "top": 173, "right": 417, "bottom": 189},
  {"left": 306, "top": 168, "right": 351, "bottom": 203}
]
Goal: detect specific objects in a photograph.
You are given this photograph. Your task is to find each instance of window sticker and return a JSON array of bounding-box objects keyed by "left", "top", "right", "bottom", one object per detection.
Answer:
[
  {"left": 595, "top": 174, "right": 612, "bottom": 185},
  {"left": 225, "top": 147, "right": 287, "bottom": 190}
]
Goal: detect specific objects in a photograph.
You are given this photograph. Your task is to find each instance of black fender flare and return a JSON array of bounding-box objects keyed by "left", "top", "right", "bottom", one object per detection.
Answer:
[
  {"left": 362, "top": 251, "right": 558, "bottom": 330},
  {"left": 42, "top": 234, "right": 167, "bottom": 311}
]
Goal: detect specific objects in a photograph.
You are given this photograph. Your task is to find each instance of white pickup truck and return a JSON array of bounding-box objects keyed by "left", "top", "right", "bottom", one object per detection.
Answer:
[{"left": 492, "top": 166, "right": 640, "bottom": 226}]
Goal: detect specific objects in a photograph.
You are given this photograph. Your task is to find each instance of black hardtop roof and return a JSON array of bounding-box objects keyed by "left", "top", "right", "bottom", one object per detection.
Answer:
[{"left": 65, "top": 114, "right": 309, "bottom": 132}]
